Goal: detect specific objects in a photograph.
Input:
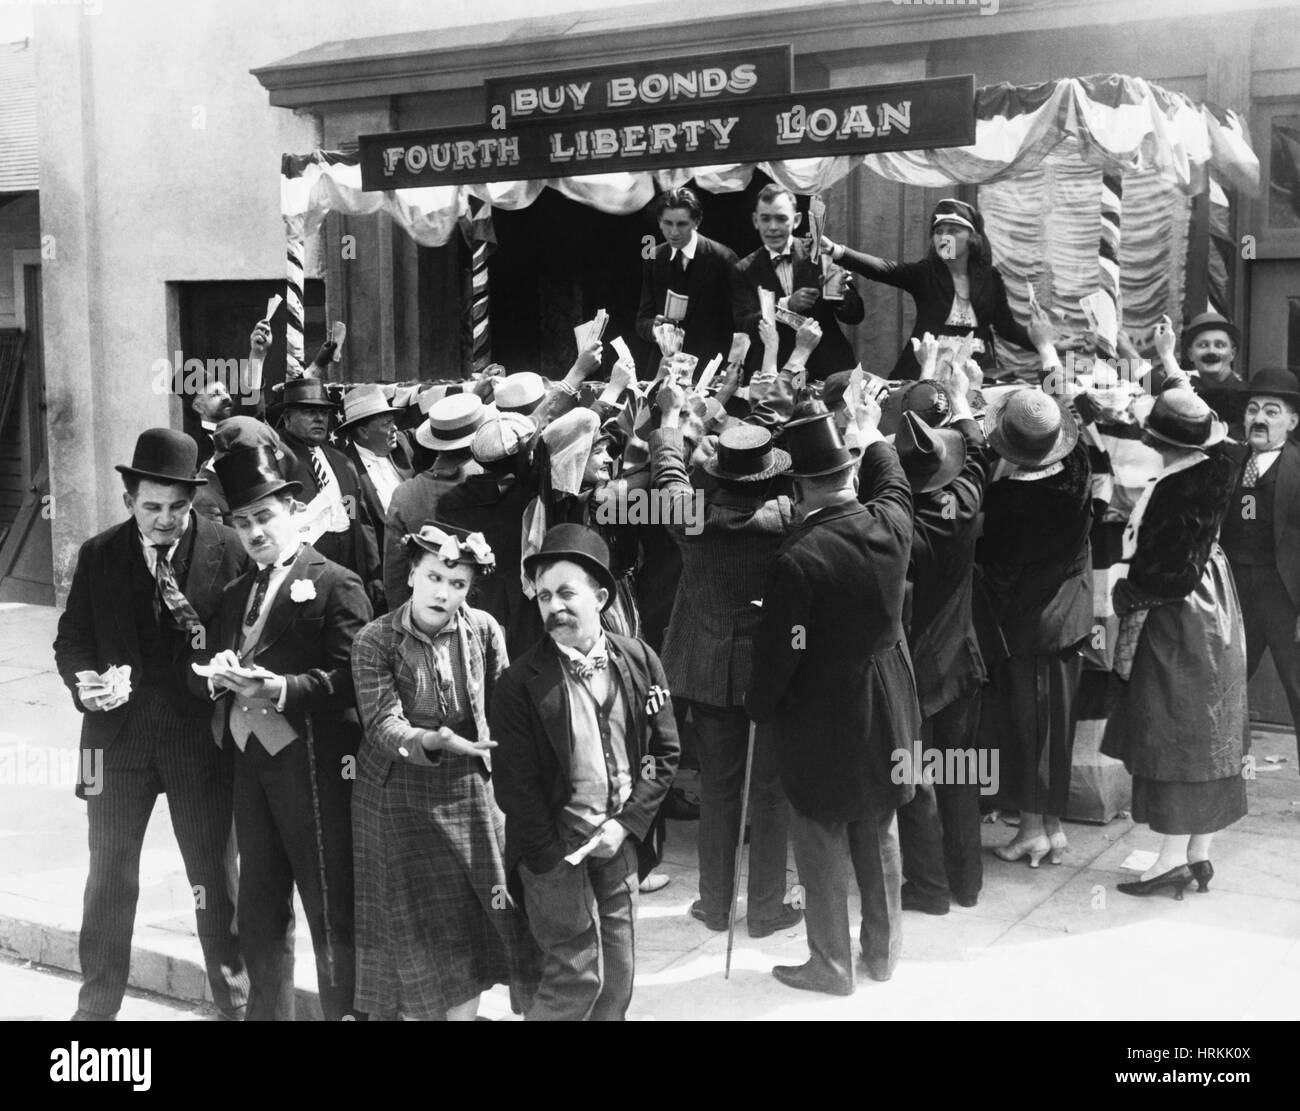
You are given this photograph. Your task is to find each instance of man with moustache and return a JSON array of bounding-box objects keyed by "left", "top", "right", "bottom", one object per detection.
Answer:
[
  {"left": 491, "top": 524, "right": 679, "bottom": 1020},
  {"left": 1218, "top": 367, "right": 1300, "bottom": 759},
  {"left": 1151, "top": 312, "right": 1244, "bottom": 435},
  {"left": 337, "top": 384, "right": 414, "bottom": 565},
  {"left": 194, "top": 433, "right": 372, "bottom": 1020},
  {"left": 189, "top": 377, "right": 235, "bottom": 468},
  {"left": 733, "top": 184, "right": 864, "bottom": 383},
  {"left": 636, "top": 186, "right": 739, "bottom": 368},
  {"left": 53, "top": 429, "right": 249, "bottom": 1021}
]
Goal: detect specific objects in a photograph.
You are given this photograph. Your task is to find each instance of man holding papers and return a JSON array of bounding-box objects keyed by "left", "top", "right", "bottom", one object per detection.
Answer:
[{"left": 53, "top": 429, "right": 250, "bottom": 1021}]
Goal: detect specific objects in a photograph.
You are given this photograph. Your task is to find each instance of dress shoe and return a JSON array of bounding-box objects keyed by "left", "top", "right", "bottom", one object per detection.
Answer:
[
  {"left": 638, "top": 873, "right": 671, "bottom": 894},
  {"left": 71, "top": 1009, "right": 117, "bottom": 1021},
  {"left": 1048, "top": 831, "right": 1068, "bottom": 865},
  {"left": 772, "top": 961, "right": 854, "bottom": 997},
  {"left": 859, "top": 955, "right": 894, "bottom": 983},
  {"left": 689, "top": 899, "right": 728, "bottom": 931},
  {"left": 900, "top": 884, "right": 950, "bottom": 915},
  {"left": 1117, "top": 864, "right": 1192, "bottom": 900},
  {"left": 993, "top": 834, "right": 1050, "bottom": 869},
  {"left": 950, "top": 889, "right": 979, "bottom": 908},
  {"left": 1188, "top": 859, "right": 1214, "bottom": 893},
  {"left": 661, "top": 787, "right": 700, "bottom": 821},
  {"left": 748, "top": 904, "right": 804, "bottom": 938}
]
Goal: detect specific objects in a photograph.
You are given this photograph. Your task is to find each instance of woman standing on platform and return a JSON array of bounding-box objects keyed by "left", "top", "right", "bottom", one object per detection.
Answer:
[
  {"left": 350, "top": 523, "right": 538, "bottom": 1020},
  {"left": 821, "top": 198, "right": 1035, "bottom": 380},
  {"left": 1101, "top": 389, "right": 1247, "bottom": 899}
]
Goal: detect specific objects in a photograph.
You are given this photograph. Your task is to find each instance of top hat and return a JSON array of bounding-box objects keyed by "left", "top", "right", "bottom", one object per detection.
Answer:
[
  {"left": 782, "top": 411, "right": 857, "bottom": 477},
  {"left": 214, "top": 445, "right": 302, "bottom": 513},
  {"left": 1133, "top": 388, "right": 1227, "bottom": 450},
  {"left": 523, "top": 523, "right": 617, "bottom": 610},
  {"left": 896, "top": 410, "right": 968, "bottom": 493},
  {"left": 704, "top": 423, "right": 791, "bottom": 483},
  {"left": 495, "top": 372, "right": 547, "bottom": 416},
  {"left": 280, "top": 377, "right": 338, "bottom": 410},
  {"left": 1239, "top": 366, "right": 1300, "bottom": 411},
  {"left": 1181, "top": 311, "right": 1240, "bottom": 353},
  {"left": 983, "top": 387, "right": 1079, "bottom": 469},
  {"left": 336, "top": 384, "right": 397, "bottom": 432},
  {"left": 116, "top": 428, "right": 206, "bottom": 486},
  {"left": 417, "top": 394, "right": 495, "bottom": 451}
]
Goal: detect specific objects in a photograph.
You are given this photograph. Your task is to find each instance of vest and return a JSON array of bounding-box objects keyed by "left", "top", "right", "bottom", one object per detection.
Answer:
[{"left": 1221, "top": 458, "right": 1276, "bottom": 567}]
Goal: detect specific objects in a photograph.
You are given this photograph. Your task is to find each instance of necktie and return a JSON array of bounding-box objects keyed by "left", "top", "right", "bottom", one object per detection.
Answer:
[
  {"left": 244, "top": 565, "right": 275, "bottom": 628},
  {"left": 771, "top": 252, "right": 792, "bottom": 296},
  {"left": 1242, "top": 452, "right": 1261, "bottom": 488},
  {"left": 672, "top": 251, "right": 688, "bottom": 289},
  {"left": 567, "top": 653, "right": 608, "bottom": 681},
  {"left": 153, "top": 545, "right": 202, "bottom": 632},
  {"left": 309, "top": 447, "right": 333, "bottom": 493}
]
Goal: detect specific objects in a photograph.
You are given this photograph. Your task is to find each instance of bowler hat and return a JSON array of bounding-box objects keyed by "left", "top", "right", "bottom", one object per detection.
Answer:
[
  {"left": 1133, "top": 388, "right": 1227, "bottom": 450},
  {"left": 1239, "top": 366, "right": 1300, "bottom": 411},
  {"left": 336, "top": 384, "right": 397, "bottom": 432},
  {"left": 782, "top": 411, "right": 856, "bottom": 477},
  {"left": 983, "top": 387, "right": 1079, "bottom": 469},
  {"left": 896, "top": 411, "right": 967, "bottom": 493},
  {"left": 116, "top": 428, "right": 206, "bottom": 486},
  {"left": 523, "top": 523, "right": 617, "bottom": 610},
  {"left": 280, "top": 377, "right": 338, "bottom": 410},
  {"left": 1181, "top": 311, "right": 1239, "bottom": 353},
  {"left": 704, "top": 423, "right": 791, "bottom": 482},
  {"left": 215, "top": 445, "right": 302, "bottom": 513}
]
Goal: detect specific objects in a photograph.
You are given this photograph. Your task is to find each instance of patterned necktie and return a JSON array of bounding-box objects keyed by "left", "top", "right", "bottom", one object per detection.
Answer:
[
  {"left": 568, "top": 654, "right": 608, "bottom": 681},
  {"left": 153, "top": 545, "right": 201, "bottom": 633},
  {"left": 243, "top": 565, "right": 275, "bottom": 628},
  {"left": 309, "top": 447, "right": 333, "bottom": 493},
  {"left": 1241, "top": 451, "right": 1260, "bottom": 489}
]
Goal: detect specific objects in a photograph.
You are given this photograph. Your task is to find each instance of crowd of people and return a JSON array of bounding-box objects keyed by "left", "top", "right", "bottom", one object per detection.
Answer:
[{"left": 50, "top": 181, "right": 1295, "bottom": 1020}]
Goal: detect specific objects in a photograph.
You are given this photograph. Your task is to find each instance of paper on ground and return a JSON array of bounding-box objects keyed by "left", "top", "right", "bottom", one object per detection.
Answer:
[{"left": 1120, "top": 849, "right": 1159, "bottom": 873}]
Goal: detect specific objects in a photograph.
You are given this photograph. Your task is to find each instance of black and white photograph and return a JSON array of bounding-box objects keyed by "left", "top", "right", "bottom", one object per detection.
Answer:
[{"left": 0, "top": 0, "right": 1295, "bottom": 1071}]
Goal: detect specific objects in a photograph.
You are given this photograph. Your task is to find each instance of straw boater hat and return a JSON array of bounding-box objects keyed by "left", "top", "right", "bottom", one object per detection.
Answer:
[
  {"left": 335, "top": 384, "right": 397, "bottom": 433},
  {"left": 416, "top": 393, "right": 495, "bottom": 451},
  {"left": 895, "top": 410, "right": 967, "bottom": 494},
  {"left": 703, "top": 423, "right": 791, "bottom": 483},
  {"left": 494, "top": 372, "right": 547, "bottom": 416},
  {"left": 116, "top": 428, "right": 206, "bottom": 486},
  {"left": 782, "top": 411, "right": 857, "bottom": 478},
  {"left": 1132, "top": 388, "right": 1227, "bottom": 450},
  {"left": 523, "top": 523, "right": 617, "bottom": 610},
  {"left": 983, "top": 387, "right": 1079, "bottom": 469}
]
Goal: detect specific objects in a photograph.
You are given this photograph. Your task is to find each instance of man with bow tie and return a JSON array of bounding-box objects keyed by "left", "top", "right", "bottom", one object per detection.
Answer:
[
  {"left": 53, "top": 429, "right": 250, "bottom": 1021},
  {"left": 1219, "top": 367, "right": 1300, "bottom": 759},
  {"left": 491, "top": 524, "right": 679, "bottom": 1020},
  {"left": 192, "top": 432, "right": 372, "bottom": 1020},
  {"left": 732, "top": 184, "right": 864, "bottom": 383}
]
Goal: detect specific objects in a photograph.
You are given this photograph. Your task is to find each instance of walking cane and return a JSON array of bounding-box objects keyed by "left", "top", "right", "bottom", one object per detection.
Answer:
[
  {"left": 302, "top": 715, "right": 338, "bottom": 987},
  {"left": 724, "top": 720, "right": 757, "bottom": 979}
]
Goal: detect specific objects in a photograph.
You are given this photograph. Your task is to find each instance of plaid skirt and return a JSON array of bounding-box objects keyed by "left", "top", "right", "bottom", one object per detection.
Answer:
[{"left": 352, "top": 749, "right": 539, "bottom": 1019}]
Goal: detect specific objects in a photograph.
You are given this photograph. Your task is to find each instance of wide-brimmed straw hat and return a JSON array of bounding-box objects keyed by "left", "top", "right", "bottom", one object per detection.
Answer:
[
  {"left": 983, "top": 387, "right": 1079, "bottom": 469},
  {"left": 1132, "top": 388, "right": 1228, "bottom": 449},
  {"left": 336, "top": 384, "right": 397, "bottom": 432}
]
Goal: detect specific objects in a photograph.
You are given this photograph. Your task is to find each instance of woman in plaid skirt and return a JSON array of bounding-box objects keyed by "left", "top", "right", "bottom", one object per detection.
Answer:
[{"left": 350, "top": 523, "right": 539, "bottom": 1020}]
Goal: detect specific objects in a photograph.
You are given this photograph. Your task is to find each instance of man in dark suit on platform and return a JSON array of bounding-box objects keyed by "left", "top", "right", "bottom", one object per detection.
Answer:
[
  {"left": 1219, "top": 367, "right": 1300, "bottom": 758},
  {"left": 636, "top": 186, "right": 739, "bottom": 368},
  {"left": 747, "top": 405, "right": 919, "bottom": 995},
  {"left": 53, "top": 429, "right": 249, "bottom": 1021},
  {"left": 336, "top": 384, "right": 414, "bottom": 568},
  {"left": 733, "top": 184, "right": 864, "bottom": 383},
  {"left": 194, "top": 437, "right": 372, "bottom": 1020}
]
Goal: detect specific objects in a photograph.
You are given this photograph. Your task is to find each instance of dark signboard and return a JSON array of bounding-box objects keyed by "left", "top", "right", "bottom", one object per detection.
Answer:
[
  {"left": 484, "top": 46, "right": 793, "bottom": 123},
  {"left": 360, "top": 75, "right": 976, "bottom": 190}
]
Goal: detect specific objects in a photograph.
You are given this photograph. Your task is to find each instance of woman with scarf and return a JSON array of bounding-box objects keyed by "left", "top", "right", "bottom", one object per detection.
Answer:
[
  {"left": 820, "top": 198, "right": 1035, "bottom": 381},
  {"left": 1100, "top": 389, "right": 1247, "bottom": 898},
  {"left": 350, "top": 523, "right": 538, "bottom": 1020}
]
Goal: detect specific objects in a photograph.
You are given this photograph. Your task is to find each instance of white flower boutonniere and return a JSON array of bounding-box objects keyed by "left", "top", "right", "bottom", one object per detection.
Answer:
[{"left": 289, "top": 579, "right": 317, "bottom": 604}]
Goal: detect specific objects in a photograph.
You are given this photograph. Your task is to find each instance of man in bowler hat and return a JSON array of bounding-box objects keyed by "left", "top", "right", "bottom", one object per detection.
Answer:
[
  {"left": 193, "top": 431, "right": 372, "bottom": 1019},
  {"left": 491, "top": 524, "right": 679, "bottom": 1020},
  {"left": 747, "top": 403, "right": 920, "bottom": 994},
  {"left": 54, "top": 429, "right": 250, "bottom": 1020}
]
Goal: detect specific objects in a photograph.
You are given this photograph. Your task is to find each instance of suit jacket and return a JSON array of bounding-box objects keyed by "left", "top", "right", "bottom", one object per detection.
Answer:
[
  {"left": 490, "top": 632, "right": 680, "bottom": 891},
  {"left": 745, "top": 443, "right": 920, "bottom": 821},
  {"left": 649, "top": 426, "right": 795, "bottom": 706},
  {"left": 191, "top": 545, "right": 372, "bottom": 756},
  {"left": 1224, "top": 439, "right": 1300, "bottom": 609},
  {"left": 732, "top": 238, "right": 864, "bottom": 382},
  {"left": 635, "top": 234, "right": 739, "bottom": 369},
  {"left": 190, "top": 425, "right": 217, "bottom": 470},
  {"left": 342, "top": 434, "right": 415, "bottom": 567},
  {"left": 279, "top": 430, "right": 383, "bottom": 606},
  {"left": 53, "top": 515, "right": 249, "bottom": 787},
  {"left": 382, "top": 461, "right": 485, "bottom": 610},
  {"left": 906, "top": 418, "right": 989, "bottom": 719}
]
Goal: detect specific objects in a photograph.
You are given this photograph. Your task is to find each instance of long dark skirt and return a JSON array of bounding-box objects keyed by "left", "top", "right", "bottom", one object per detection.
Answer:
[
  {"left": 1132, "top": 774, "right": 1247, "bottom": 835},
  {"left": 352, "top": 753, "right": 539, "bottom": 1020},
  {"left": 981, "top": 649, "right": 1083, "bottom": 816}
]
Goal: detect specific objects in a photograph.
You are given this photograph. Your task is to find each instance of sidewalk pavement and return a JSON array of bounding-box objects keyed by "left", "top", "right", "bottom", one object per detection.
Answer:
[{"left": 3, "top": 601, "right": 1299, "bottom": 1021}]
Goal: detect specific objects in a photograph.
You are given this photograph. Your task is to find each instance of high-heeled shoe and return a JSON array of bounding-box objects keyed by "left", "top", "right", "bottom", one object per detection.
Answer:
[
  {"left": 1188, "top": 859, "right": 1214, "bottom": 893},
  {"left": 1048, "top": 831, "right": 1068, "bottom": 865},
  {"left": 993, "top": 835, "right": 1050, "bottom": 869},
  {"left": 1117, "top": 864, "right": 1192, "bottom": 900}
]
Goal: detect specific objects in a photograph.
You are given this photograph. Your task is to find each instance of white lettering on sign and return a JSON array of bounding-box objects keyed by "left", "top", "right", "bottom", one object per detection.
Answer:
[
  {"left": 775, "top": 100, "right": 911, "bottom": 144},
  {"left": 605, "top": 65, "right": 759, "bottom": 108},
  {"left": 547, "top": 118, "right": 738, "bottom": 163},
  {"left": 380, "top": 137, "right": 521, "bottom": 176}
]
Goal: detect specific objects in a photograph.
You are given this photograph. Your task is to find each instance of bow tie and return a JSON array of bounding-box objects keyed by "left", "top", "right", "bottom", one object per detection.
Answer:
[
  {"left": 769, "top": 251, "right": 791, "bottom": 263},
  {"left": 567, "top": 654, "right": 608, "bottom": 680}
]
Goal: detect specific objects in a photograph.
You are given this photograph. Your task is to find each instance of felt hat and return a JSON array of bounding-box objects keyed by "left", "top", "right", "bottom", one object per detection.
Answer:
[
  {"left": 881, "top": 379, "right": 953, "bottom": 436},
  {"left": 336, "top": 384, "right": 397, "bottom": 432},
  {"left": 214, "top": 445, "right": 302, "bottom": 512},
  {"left": 1133, "top": 388, "right": 1227, "bottom": 450},
  {"left": 416, "top": 393, "right": 495, "bottom": 451},
  {"left": 895, "top": 410, "right": 967, "bottom": 493},
  {"left": 523, "top": 523, "right": 617, "bottom": 610},
  {"left": 782, "top": 411, "right": 857, "bottom": 477},
  {"left": 703, "top": 423, "right": 791, "bottom": 482},
  {"left": 1181, "top": 311, "right": 1240, "bottom": 353},
  {"left": 116, "top": 428, "right": 205, "bottom": 486},
  {"left": 280, "top": 377, "right": 337, "bottom": 410},
  {"left": 1239, "top": 366, "right": 1300, "bottom": 411},
  {"left": 984, "top": 387, "right": 1079, "bottom": 469}
]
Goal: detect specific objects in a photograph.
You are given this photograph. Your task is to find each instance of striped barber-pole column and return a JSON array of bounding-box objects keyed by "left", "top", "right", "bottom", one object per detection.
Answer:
[
  {"left": 285, "top": 232, "right": 306, "bottom": 378},
  {"left": 470, "top": 238, "right": 491, "bottom": 374},
  {"left": 1096, "top": 172, "right": 1123, "bottom": 364}
]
